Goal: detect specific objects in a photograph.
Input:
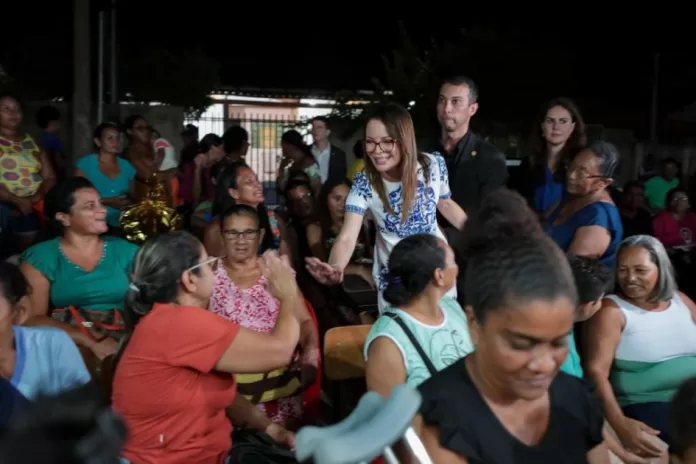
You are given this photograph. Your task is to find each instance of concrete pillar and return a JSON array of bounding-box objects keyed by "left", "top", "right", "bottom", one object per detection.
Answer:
[
  {"left": 632, "top": 142, "right": 644, "bottom": 181},
  {"left": 72, "top": 0, "right": 91, "bottom": 168}
]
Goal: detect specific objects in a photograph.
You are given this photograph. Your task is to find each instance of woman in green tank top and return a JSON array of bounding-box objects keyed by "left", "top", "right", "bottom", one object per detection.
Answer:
[{"left": 587, "top": 235, "right": 696, "bottom": 457}]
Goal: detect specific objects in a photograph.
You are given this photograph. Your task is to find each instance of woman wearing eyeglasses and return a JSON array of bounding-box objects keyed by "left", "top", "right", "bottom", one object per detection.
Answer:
[
  {"left": 543, "top": 141, "right": 623, "bottom": 268},
  {"left": 209, "top": 204, "right": 319, "bottom": 429},
  {"left": 112, "top": 231, "right": 299, "bottom": 463},
  {"left": 305, "top": 103, "right": 467, "bottom": 312}
]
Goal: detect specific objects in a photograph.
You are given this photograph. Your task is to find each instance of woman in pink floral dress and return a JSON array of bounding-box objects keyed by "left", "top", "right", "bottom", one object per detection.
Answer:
[{"left": 209, "top": 204, "right": 320, "bottom": 428}]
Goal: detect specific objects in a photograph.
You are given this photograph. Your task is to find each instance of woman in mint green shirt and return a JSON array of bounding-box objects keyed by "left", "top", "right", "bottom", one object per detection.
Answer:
[
  {"left": 19, "top": 177, "right": 138, "bottom": 360},
  {"left": 364, "top": 234, "right": 473, "bottom": 397}
]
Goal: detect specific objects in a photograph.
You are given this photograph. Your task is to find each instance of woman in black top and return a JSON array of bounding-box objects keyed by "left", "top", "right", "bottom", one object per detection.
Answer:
[{"left": 417, "top": 188, "right": 609, "bottom": 463}]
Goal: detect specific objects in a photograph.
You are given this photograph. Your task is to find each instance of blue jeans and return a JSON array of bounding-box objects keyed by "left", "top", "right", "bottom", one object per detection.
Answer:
[{"left": 0, "top": 202, "right": 38, "bottom": 234}]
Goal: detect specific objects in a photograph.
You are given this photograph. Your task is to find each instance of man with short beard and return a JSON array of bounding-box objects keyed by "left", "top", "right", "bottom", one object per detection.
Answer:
[{"left": 434, "top": 75, "right": 508, "bottom": 216}]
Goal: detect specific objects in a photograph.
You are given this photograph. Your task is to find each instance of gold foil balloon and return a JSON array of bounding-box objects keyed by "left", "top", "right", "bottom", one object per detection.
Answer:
[{"left": 120, "top": 174, "right": 182, "bottom": 244}]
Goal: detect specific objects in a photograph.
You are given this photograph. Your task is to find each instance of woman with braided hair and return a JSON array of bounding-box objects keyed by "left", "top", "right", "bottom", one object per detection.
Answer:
[{"left": 416, "top": 188, "right": 610, "bottom": 463}]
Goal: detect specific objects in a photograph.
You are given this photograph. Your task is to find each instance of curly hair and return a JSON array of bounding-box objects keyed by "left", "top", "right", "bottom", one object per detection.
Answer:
[{"left": 458, "top": 188, "right": 577, "bottom": 321}]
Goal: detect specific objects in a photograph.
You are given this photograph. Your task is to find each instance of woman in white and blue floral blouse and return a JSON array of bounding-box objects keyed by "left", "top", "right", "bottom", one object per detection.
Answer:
[{"left": 305, "top": 103, "right": 467, "bottom": 312}]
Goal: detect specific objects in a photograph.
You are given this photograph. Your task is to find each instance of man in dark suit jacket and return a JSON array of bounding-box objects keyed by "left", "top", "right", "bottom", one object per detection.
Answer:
[
  {"left": 310, "top": 116, "right": 347, "bottom": 185},
  {"left": 434, "top": 76, "right": 508, "bottom": 305},
  {"left": 434, "top": 76, "right": 508, "bottom": 217}
]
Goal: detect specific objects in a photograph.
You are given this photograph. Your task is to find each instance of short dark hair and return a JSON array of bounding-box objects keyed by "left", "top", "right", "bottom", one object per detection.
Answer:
[
  {"left": 441, "top": 75, "right": 479, "bottom": 103},
  {"left": 672, "top": 376, "right": 696, "bottom": 457},
  {"left": 222, "top": 126, "right": 248, "bottom": 154},
  {"left": 661, "top": 157, "right": 678, "bottom": 168},
  {"left": 0, "top": 261, "right": 30, "bottom": 306},
  {"left": 567, "top": 254, "right": 611, "bottom": 304},
  {"left": 284, "top": 179, "right": 311, "bottom": 199},
  {"left": 383, "top": 234, "right": 446, "bottom": 306},
  {"left": 623, "top": 180, "right": 643, "bottom": 192},
  {"left": 198, "top": 133, "right": 223, "bottom": 154},
  {"left": 35, "top": 106, "right": 61, "bottom": 129},
  {"left": 0, "top": 383, "right": 127, "bottom": 463},
  {"left": 180, "top": 123, "right": 198, "bottom": 137},
  {"left": 44, "top": 177, "right": 96, "bottom": 235},
  {"left": 219, "top": 204, "right": 260, "bottom": 231},
  {"left": 311, "top": 116, "right": 331, "bottom": 130}
]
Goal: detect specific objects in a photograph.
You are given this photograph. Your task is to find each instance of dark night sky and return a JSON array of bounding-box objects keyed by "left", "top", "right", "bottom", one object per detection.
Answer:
[{"left": 2, "top": 3, "right": 696, "bottom": 137}]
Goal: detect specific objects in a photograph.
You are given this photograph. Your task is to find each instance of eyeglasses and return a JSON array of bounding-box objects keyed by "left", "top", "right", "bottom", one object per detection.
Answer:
[
  {"left": 222, "top": 228, "right": 260, "bottom": 241},
  {"left": 365, "top": 139, "right": 396, "bottom": 154},
  {"left": 567, "top": 166, "right": 608, "bottom": 181},
  {"left": 187, "top": 256, "right": 220, "bottom": 272}
]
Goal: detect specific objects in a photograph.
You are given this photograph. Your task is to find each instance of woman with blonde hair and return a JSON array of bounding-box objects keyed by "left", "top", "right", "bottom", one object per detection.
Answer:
[{"left": 306, "top": 103, "right": 467, "bottom": 312}]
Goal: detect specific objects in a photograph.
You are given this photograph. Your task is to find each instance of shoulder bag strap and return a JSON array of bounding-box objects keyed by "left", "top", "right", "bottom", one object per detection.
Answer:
[{"left": 384, "top": 312, "right": 438, "bottom": 376}]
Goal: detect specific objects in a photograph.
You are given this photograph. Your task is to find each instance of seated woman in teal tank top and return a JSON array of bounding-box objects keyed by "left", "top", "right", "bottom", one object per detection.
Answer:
[
  {"left": 587, "top": 235, "right": 696, "bottom": 454},
  {"left": 75, "top": 123, "right": 137, "bottom": 229},
  {"left": 19, "top": 178, "right": 138, "bottom": 361},
  {"left": 364, "top": 234, "right": 474, "bottom": 396},
  {"left": 563, "top": 256, "right": 648, "bottom": 462}
]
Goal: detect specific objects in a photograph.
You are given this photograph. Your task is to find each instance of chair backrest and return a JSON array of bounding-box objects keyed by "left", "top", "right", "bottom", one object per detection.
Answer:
[{"left": 323, "top": 325, "right": 372, "bottom": 380}]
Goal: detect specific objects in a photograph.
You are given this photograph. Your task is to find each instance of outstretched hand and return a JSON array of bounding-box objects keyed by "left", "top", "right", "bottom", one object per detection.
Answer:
[{"left": 305, "top": 257, "right": 343, "bottom": 285}]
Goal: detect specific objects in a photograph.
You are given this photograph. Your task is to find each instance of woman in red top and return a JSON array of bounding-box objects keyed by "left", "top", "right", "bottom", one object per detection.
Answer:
[
  {"left": 112, "top": 231, "right": 299, "bottom": 464},
  {"left": 652, "top": 187, "right": 696, "bottom": 250}
]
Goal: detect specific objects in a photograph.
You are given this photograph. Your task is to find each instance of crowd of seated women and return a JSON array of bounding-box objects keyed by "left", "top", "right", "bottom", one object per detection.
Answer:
[
  {"left": 0, "top": 114, "right": 381, "bottom": 461},
  {"left": 4, "top": 99, "right": 696, "bottom": 463}
]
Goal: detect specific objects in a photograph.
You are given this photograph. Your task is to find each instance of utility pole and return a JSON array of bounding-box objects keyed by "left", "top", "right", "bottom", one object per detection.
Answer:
[
  {"left": 649, "top": 52, "right": 660, "bottom": 143},
  {"left": 72, "top": 0, "right": 91, "bottom": 166},
  {"left": 109, "top": 0, "right": 118, "bottom": 105},
  {"left": 97, "top": 7, "right": 105, "bottom": 124}
]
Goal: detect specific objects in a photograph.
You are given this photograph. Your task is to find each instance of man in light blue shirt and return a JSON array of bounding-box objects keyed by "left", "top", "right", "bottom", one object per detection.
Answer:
[{"left": 10, "top": 326, "right": 91, "bottom": 400}]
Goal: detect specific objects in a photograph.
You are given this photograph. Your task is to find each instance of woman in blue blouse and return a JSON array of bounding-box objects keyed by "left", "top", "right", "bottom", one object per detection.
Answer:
[
  {"left": 545, "top": 141, "right": 623, "bottom": 268},
  {"left": 75, "top": 122, "right": 136, "bottom": 229}
]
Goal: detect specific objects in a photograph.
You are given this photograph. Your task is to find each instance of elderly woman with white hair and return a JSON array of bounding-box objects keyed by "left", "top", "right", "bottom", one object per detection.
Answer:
[{"left": 586, "top": 234, "right": 696, "bottom": 459}]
